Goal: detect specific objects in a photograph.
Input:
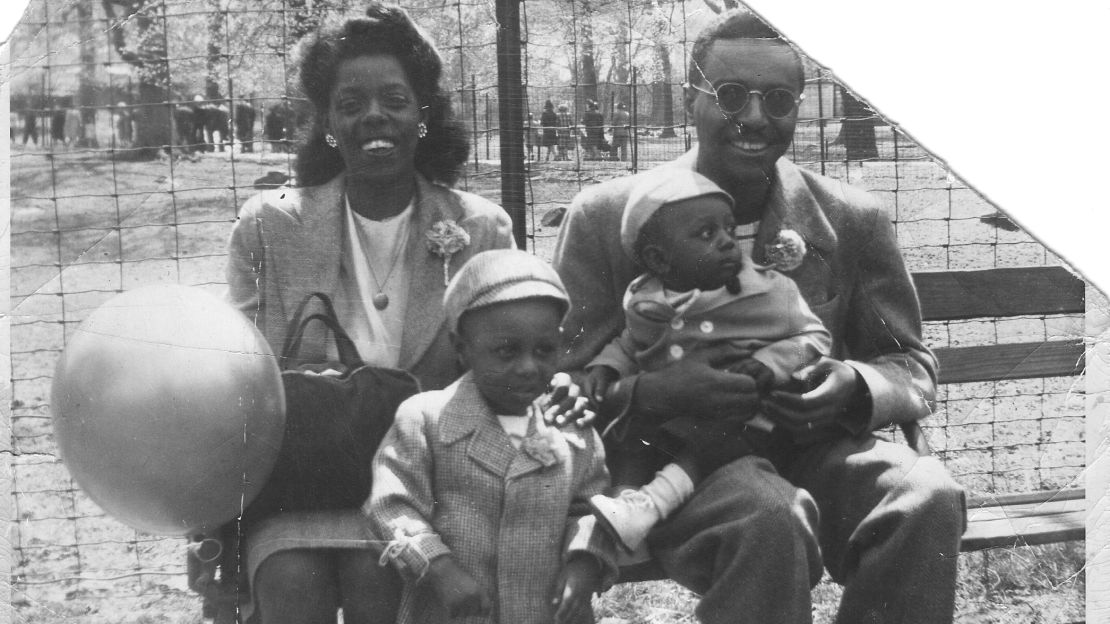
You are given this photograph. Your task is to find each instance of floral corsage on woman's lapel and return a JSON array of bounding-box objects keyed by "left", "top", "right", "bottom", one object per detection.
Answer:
[
  {"left": 520, "top": 403, "right": 587, "bottom": 467},
  {"left": 426, "top": 219, "right": 471, "bottom": 285},
  {"left": 764, "top": 228, "right": 807, "bottom": 272}
]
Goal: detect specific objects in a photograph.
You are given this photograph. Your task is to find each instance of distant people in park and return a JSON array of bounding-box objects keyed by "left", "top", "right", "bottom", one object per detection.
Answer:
[
  {"left": 64, "top": 106, "right": 83, "bottom": 148},
  {"left": 21, "top": 108, "right": 39, "bottom": 147},
  {"left": 235, "top": 97, "right": 257, "bottom": 153},
  {"left": 212, "top": 101, "right": 231, "bottom": 152},
  {"left": 553, "top": 9, "right": 964, "bottom": 624},
  {"left": 581, "top": 99, "right": 606, "bottom": 161},
  {"left": 556, "top": 102, "right": 575, "bottom": 161},
  {"left": 51, "top": 103, "right": 66, "bottom": 147},
  {"left": 200, "top": 98, "right": 223, "bottom": 152},
  {"left": 264, "top": 102, "right": 294, "bottom": 153},
  {"left": 175, "top": 103, "right": 197, "bottom": 153},
  {"left": 609, "top": 102, "right": 630, "bottom": 161},
  {"left": 524, "top": 112, "right": 540, "bottom": 161},
  {"left": 190, "top": 95, "right": 207, "bottom": 151},
  {"left": 114, "top": 102, "right": 133, "bottom": 147},
  {"left": 540, "top": 99, "right": 558, "bottom": 161}
]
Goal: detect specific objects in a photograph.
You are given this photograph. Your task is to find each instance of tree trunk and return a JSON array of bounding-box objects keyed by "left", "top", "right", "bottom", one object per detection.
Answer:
[
  {"left": 76, "top": 0, "right": 99, "bottom": 147},
  {"left": 610, "top": 13, "right": 630, "bottom": 111},
  {"left": 653, "top": 41, "right": 675, "bottom": 137},
  {"left": 205, "top": 0, "right": 224, "bottom": 100},
  {"left": 577, "top": 13, "right": 598, "bottom": 111}
]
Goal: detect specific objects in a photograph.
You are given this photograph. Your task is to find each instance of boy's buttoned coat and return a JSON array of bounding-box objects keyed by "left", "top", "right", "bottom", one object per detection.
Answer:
[
  {"left": 591, "top": 261, "right": 831, "bottom": 384},
  {"left": 368, "top": 375, "right": 617, "bottom": 624},
  {"left": 555, "top": 151, "right": 936, "bottom": 433}
]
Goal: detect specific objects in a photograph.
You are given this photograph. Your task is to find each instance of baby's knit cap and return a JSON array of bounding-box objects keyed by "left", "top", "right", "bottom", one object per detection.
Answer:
[
  {"left": 444, "top": 249, "right": 570, "bottom": 333},
  {"left": 621, "top": 168, "right": 734, "bottom": 262}
]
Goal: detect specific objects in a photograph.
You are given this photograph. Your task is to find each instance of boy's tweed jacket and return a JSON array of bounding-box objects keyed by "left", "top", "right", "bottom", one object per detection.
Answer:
[
  {"left": 368, "top": 373, "right": 618, "bottom": 624},
  {"left": 227, "top": 172, "right": 514, "bottom": 391}
]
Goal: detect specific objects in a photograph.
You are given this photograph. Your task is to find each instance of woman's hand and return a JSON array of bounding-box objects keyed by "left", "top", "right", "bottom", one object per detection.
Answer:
[
  {"left": 633, "top": 344, "right": 760, "bottom": 423},
  {"left": 427, "top": 556, "right": 491, "bottom": 618},
  {"left": 552, "top": 555, "right": 601, "bottom": 624},
  {"left": 763, "top": 357, "right": 860, "bottom": 436},
  {"left": 539, "top": 372, "right": 595, "bottom": 428}
]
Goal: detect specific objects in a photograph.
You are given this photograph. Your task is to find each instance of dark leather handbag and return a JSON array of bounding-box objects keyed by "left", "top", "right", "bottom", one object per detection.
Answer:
[{"left": 240, "top": 292, "right": 421, "bottom": 528}]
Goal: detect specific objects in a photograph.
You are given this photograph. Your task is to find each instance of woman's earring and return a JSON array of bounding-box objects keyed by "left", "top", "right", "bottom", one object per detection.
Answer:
[
  {"left": 325, "top": 133, "right": 338, "bottom": 148},
  {"left": 417, "top": 122, "right": 428, "bottom": 139}
]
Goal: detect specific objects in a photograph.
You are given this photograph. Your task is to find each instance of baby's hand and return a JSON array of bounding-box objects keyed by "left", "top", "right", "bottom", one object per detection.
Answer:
[
  {"left": 427, "top": 556, "right": 491, "bottom": 618},
  {"left": 553, "top": 555, "right": 601, "bottom": 624},
  {"left": 583, "top": 366, "right": 620, "bottom": 407},
  {"left": 537, "top": 372, "right": 595, "bottom": 428},
  {"left": 728, "top": 358, "right": 775, "bottom": 396}
]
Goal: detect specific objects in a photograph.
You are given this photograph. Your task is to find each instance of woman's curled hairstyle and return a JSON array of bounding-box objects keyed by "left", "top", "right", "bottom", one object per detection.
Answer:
[{"left": 295, "top": 4, "right": 469, "bottom": 187}]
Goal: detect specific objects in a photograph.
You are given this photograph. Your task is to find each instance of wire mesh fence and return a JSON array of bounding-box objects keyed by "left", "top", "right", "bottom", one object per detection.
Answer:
[{"left": 8, "top": 0, "right": 1086, "bottom": 621}]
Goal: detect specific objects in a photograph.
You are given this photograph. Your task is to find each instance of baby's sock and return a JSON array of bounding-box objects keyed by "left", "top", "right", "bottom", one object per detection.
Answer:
[{"left": 639, "top": 463, "right": 696, "bottom": 519}]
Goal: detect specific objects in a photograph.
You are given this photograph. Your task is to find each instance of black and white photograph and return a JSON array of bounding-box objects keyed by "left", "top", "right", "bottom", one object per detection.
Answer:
[{"left": 4, "top": 0, "right": 1105, "bottom": 622}]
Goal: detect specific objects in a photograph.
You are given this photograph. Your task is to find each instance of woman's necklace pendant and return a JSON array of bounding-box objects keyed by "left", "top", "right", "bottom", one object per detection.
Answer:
[{"left": 372, "top": 292, "right": 389, "bottom": 311}]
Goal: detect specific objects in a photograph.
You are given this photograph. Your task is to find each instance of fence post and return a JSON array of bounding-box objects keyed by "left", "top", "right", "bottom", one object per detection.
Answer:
[
  {"left": 630, "top": 67, "right": 638, "bottom": 172},
  {"left": 495, "top": 0, "right": 527, "bottom": 249},
  {"left": 471, "top": 74, "right": 479, "bottom": 174},
  {"left": 484, "top": 93, "right": 490, "bottom": 161}
]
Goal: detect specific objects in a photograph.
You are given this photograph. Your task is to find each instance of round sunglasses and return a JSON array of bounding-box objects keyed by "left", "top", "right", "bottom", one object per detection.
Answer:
[{"left": 690, "top": 82, "right": 804, "bottom": 119}]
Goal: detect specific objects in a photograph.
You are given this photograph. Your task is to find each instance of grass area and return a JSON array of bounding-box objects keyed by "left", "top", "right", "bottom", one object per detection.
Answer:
[{"left": 9, "top": 147, "right": 1085, "bottom": 623}]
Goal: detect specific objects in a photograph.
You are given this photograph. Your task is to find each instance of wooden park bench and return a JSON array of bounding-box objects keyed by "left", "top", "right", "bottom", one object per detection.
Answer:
[
  {"left": 620, "top": 264, "right": 1086, "bottom": 582},
  {"left": 913, "top": 265, "right": 1086, "bottom": 552}
]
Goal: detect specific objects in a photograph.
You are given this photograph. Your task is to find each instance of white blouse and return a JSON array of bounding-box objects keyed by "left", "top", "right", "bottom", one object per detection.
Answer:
[{"left": 327, "top": 196, "right": 414, "bottom": 367}]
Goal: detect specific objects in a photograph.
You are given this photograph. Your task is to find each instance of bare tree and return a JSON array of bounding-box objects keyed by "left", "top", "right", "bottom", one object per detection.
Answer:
[
  {"left": 204, "top": 0, "right": 224, "bottom": 99},
  {"left": 102, "top": 0, "right": 174, "bottom": 158},
  {"left": 645, "top": 2, "right": 678, "bottom": 137},
  {"left": 576, "top": 0, "right": 599, "bottom": 110},
  {"left": 74, "top": 0, "right": 99, "bottom": 147}
]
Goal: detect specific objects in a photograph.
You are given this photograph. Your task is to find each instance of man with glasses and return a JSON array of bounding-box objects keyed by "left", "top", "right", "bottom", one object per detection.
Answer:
[{"left": 553, "top": 9, "right": 964, "bottom": 624}]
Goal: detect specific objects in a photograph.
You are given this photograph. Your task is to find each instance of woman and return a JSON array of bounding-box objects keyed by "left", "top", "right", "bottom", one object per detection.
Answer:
[
  {"left": 225, "top": 7, "right": 513, "bottom": 623},
  {"left": 556, "top": 102, "right": 575, "bottom": 161},
  {"left": 540, "top": 99, "right": 558, "bottom": 161}
]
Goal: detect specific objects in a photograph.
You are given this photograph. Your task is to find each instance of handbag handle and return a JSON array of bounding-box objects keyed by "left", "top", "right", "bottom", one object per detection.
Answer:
[
  {"left": 283, "top": 293, "right": 342, "bottom": 341},
  {"left": 281, "top": 293, "right": 363, "bottom": 368}
]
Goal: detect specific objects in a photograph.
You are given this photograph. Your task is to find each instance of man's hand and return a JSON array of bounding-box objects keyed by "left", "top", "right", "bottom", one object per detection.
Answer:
[
  {"left": 539, "top": 372, "right": 595, "bottom": 428},
  {"left": 426, "top": 556, "right": 491, "bottom": 618},
  {"left": 552, "top": 555, "right": 601, "bottom": 624},
  {"left": 763, "top": 357, "right": 860, "bottom": 436},
  {"left": 633, "top": 343, "right": 760, "bottom": 422}
]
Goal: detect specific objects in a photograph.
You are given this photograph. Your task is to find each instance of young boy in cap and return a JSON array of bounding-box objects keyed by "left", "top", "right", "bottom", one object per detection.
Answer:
[
  {"left": 584, "top": 169, "right": 832, "bottom": 553},
  {"left": 368, "top": 249, "right": 616, "bottom": 624}
]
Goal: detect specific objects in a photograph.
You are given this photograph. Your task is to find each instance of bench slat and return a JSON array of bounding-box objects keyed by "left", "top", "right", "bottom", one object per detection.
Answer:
[
  {"left": 961, "top": 491, "right": 1085, "bottom": 551},
  {"left": 914, "top": 267, "right": 1085, "bottom": 321},
  {"left": 934, "top": 340, "right": 1085, "bottom": 384}
]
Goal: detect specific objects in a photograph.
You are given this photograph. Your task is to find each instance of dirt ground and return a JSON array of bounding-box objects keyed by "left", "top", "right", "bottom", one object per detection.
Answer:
[{"left": 8, "top": 143, "right": 1085, "bottom": 623}]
